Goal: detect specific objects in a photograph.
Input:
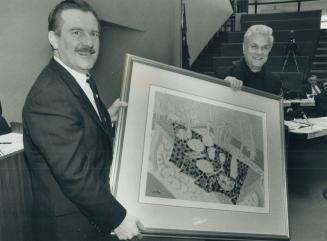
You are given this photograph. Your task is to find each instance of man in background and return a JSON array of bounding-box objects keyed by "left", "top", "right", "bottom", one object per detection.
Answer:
[
  {"left": 215, "top": 24, "right": 282, "bottom": 95},
  {"left": 314, "top": 81, "right": 327, "bottom": 117},
  {"left": 305, "top": 75, "right": 322, "bottom": 97},
  {"left": 23, "top": 1, "right": 142, "bottom": 240}
]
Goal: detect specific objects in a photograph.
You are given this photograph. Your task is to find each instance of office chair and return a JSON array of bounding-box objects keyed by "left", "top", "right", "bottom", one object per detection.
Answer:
[{"left": 0, "top": 101, "right": 11, "bottom": 135}]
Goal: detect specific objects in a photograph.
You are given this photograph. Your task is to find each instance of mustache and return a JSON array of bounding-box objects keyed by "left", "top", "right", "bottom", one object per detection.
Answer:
[{"left": 75, "top": 46, "right": 96, "bottom": 54}]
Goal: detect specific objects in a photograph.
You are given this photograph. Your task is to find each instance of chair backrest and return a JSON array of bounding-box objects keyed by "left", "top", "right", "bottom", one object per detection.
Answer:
[{"left": 0, "top": 101, "right": 11, "bottom": 135}]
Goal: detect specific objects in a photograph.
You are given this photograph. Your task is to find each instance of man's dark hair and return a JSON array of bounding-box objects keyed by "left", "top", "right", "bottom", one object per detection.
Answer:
[{"left": 48, "top": 0, "right": 100, "bottom": 35}]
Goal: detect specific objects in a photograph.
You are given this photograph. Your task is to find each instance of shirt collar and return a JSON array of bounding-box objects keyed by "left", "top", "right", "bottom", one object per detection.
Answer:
[{"left": 53, "top": 56, "right": 88, "bottom": 87}]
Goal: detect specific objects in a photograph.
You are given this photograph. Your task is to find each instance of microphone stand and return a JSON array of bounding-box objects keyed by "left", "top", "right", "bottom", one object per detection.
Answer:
[{"left": 301, "top": 111, "right": 313, "bottom": 130}]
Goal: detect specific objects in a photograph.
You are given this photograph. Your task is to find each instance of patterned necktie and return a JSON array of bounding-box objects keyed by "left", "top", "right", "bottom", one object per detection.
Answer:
[{"left": 86, "top": 75, "right": 111, "bottom": 131}]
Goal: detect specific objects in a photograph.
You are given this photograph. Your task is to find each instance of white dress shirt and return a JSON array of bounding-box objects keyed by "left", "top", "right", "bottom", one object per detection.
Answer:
[
  {"left": 54, "top": 56, "right": 100, "bottom": 118},
  {"left": 311, "top": 84, "right": 321, "bottom": 96}
]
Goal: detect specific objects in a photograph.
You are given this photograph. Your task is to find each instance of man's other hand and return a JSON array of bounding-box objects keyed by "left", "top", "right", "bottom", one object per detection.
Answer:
[
  {"left": 114, "top": 214, "right": 144, "bottom": 240},
  {"left": 108, "top": 98, "right": 128, "bottom": 122},
  {"left": 224, "top": 76, "right": 243, "bottom": 90}
]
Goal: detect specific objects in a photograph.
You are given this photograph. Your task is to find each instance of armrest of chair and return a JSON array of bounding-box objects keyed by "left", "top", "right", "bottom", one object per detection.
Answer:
[{"left": 0, "top": 117, "right": 11, "bottom": 135}]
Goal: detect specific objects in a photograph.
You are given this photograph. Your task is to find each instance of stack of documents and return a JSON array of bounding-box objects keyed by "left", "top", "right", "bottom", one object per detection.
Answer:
[
  {"left": 284, "top": 120, "right": 311, "bottom": 130},
  {"left": 0, "top": 133, "right": 23, "bottom": 157}
]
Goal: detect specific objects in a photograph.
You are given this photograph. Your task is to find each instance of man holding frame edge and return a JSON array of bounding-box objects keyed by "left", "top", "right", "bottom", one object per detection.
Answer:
[{"left": 23, "top": 1, "right": 143, "bottom": 240}]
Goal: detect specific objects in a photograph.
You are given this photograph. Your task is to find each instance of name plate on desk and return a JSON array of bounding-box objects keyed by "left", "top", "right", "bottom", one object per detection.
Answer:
[
  {"left": 0, "top": 133, "right": 24, "bottom": 158},
  {"left": 283, "top": 97, "right": 315, "bottom": 107}
]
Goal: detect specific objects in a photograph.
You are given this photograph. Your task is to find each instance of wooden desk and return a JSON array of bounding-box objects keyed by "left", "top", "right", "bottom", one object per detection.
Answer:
[
  {"left": 286, "top": 117, "right": 327, "bottom": 170},
  {"left": 0, "top": 149, "right": 33, "bottom": 241},
  {"left": 285, "top": 117, "right": 327, "bottom": 139}
]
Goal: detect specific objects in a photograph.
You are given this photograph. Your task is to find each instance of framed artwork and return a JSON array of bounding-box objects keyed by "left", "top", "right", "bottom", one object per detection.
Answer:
[{"left": 110, "top": 55, "right": 289, "bottom": 240}]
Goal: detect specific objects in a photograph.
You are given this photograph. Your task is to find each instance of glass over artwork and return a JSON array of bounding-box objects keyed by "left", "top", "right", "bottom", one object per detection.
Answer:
[
  {"left": 113, "top": 56, "right": 288, "bottom": 239},
  {"left": 139, "top": 85, "right": 268, "bottom": 213}
]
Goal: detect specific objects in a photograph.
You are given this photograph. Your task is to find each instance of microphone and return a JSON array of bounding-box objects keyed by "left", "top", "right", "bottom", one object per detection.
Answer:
[{"left": 301, "top": 110, "right": 312, "bottom": 126}]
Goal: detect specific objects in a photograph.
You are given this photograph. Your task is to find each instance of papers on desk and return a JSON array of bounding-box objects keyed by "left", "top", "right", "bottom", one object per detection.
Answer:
[
  {"left": 0, "top": 133, "right": 23, "bottom": 158},
  {"left": 285, "top": 117, "right": 327, "bottom": 139},
  {"left": 285, "top": 120, "right": 311, "bottom": 130}
]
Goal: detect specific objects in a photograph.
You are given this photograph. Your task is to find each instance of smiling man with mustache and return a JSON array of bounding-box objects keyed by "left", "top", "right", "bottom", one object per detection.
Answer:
[
  {"left": 216, "top": 25, "right": 282, "bottom": 95},
  {"left": 22, "top": 1, "right": 143, "bottom": 241}
]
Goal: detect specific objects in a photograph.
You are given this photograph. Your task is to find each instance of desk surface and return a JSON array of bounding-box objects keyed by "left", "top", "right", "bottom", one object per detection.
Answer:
[
  {"left": 285, "top": 117, "right": 327, "bottom": 139},
  {"left": 0, "top": 132, "right": 23, "bottom": 159},
  {"left": 283, "top": 97, "right": 315, "bottom": 107}
]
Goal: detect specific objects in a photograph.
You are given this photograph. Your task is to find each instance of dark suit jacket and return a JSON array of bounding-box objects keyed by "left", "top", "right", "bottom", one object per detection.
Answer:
[
  {"left": 0, "top": 101, "right": 11, "bottom": 135},
  {"left": 314, "top": 92, "right": 327, "bottom": 117},
  {"left": 0, "top": 116, "right": 11, "bottom": 135},
  {"left": 214, "top": 58, "right": 282, "bottom": 95},
  {"left": 304, "top": 82, "right": 322, "bottom": 96},
  {"left": 23, "top": 59, "right": 126, "bottom": 237}
]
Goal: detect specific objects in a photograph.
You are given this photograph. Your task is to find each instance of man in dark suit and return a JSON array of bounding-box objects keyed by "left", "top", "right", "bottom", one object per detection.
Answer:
[
  {"left": 304, "top": 75, "right": 322, "bottom": 97},
  {"left": 22, "top": 1, "right": 143, "bottom": 240},
  {"left": 314, "top": 81, "right": 327, "bottom": 117}
]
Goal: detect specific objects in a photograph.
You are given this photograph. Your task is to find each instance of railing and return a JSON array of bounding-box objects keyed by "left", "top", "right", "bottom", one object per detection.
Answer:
[
  {"left": 224, "top": 0, "right": 321, "bottom": 31},
  {"left": 248, "top": 0, "right": 319, "bottom": 14}
]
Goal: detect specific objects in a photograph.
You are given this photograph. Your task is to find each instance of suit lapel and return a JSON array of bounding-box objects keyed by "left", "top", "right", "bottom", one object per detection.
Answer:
[{"left": 49, "top": 59, "right": 113, "bottom": 138}]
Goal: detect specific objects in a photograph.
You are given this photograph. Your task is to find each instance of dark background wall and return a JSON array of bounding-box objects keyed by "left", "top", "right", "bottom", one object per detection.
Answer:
[
  {"left": 0, "top": 0, "right": 232, "bottom": 122},
  {"left": 0, "top": 0, "right": 181, "bottom": 122}
]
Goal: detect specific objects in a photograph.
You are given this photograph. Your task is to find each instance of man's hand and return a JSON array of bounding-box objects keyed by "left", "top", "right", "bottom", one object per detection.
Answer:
[
  {"left": 108, "top": 98, "right": 128, "bottom": 122},
  {"left": 224, "top": 76, "right": 243, "bottom": 91},
  {"left": 114, "top": 214, "right": 144, "bottom": 240}
]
